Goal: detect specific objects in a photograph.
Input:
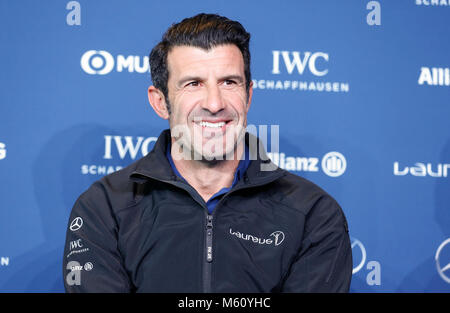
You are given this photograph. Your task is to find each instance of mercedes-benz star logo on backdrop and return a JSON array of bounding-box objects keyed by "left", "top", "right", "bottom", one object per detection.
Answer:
[
  {"left": 69, "top": 217, "right": 83, "bottom": 232},
  {"left": 435, "top": 238, "right": 450, "bottom": 284},
  {"left": 351, "top": 237, "right": 367, "bottom": 274}
]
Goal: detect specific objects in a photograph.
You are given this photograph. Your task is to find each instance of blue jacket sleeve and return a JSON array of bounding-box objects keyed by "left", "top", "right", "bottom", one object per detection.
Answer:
[
  {"left": 63, "top": 183, "right": 132, "bottom": 292},
  {"left": 280, "top": 195, "right": 352, "bottom": 292}
]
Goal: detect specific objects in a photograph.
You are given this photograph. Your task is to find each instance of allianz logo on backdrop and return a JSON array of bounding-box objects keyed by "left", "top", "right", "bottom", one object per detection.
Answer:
[
  {"left": 394, "top": 161, "right": 450, "bottom": 177},
  {"left": 418, "top": 67, "right": 450, "bottom": 86},
  {"left": 252, "top": 50, "right": 350, "bottom": 93},
  {"left": 268, "top": 151, "right": 347, "bottom": 177}
]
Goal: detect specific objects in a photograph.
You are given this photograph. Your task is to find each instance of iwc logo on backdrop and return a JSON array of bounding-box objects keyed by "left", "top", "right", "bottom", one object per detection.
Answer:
[
  {"left": 415, "top": 0, "right": 450, "bottom": 7},
  {"left": 351, "top": 237, "right": 381, "bottom": 286},
  {"left": 252, "top": 50, "right": 350, "bottom": 93},
  {"left": 81, "top": 135, "right": 157, "bottom": 176},
  {"left": 435, "top": 238, "right": 450, "bottom": 284},
  {"left": 267, "top": 151, "right": 347, "bottom": 177},
  {"left": 80, "top": 50, "right": 149, "bottom": 75}
]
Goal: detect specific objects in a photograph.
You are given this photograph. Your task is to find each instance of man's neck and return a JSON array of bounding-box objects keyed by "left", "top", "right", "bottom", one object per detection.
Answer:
[{"left": 171, "top": 141, "right": 245, "bottom": 202}]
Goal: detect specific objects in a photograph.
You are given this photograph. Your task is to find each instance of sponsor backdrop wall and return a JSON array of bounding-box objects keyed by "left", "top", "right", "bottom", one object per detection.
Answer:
[{"left": 0, "top": 0, "right": 449, "bottom": 292}]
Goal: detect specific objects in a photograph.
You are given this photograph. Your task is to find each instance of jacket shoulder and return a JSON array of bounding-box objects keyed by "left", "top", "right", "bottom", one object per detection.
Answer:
[
  {"left": 268, "top": 170, "right": 342, "bottom": 216},
  {"left": 78, "top": 157, "right": 144, "bottom": 213}
]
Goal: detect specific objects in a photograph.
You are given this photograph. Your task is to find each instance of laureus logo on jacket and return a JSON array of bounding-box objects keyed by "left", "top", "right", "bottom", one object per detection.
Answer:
[{"left": 229, "top": 228, "right": 285, "bottom": 246}]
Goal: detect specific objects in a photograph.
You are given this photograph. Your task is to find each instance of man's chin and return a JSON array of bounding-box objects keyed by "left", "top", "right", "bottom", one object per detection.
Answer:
[{"left": 192, "top": 147, "right": 238, "bottom": 162}]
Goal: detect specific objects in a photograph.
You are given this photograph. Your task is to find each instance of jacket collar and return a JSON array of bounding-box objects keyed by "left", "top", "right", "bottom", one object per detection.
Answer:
[{"left": 130, "top": 129, "right": 286, "bottom": 185}]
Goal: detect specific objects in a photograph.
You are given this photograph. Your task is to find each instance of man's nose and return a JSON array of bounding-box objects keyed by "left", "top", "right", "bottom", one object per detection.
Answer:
[{"left": 202, "top": 85, "right": 225, "bottom": 114}]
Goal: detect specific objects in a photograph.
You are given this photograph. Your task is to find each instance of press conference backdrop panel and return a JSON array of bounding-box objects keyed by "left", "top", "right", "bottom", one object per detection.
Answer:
[{"left": 0, "top": 0, "right": 449, "bottom": 292}]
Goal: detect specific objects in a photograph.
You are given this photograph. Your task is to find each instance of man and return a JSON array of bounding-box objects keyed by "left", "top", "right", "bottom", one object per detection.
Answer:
[{"left": 63, "top": 13, "right": 352, "bottom": 292}]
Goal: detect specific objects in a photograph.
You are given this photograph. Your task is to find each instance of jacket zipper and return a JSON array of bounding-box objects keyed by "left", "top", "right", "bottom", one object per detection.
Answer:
[
  {"left": 130, "top": 171, "right": 286, "bottom": 293},
  {"left": 203, "top": 214, "right": 213, "bottom": 293}
]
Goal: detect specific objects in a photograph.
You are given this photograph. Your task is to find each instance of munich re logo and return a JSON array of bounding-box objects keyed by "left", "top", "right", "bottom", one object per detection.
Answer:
[
  {"left": 435, "top": 238, "right": 450, "bottom": 283},
  {"left": 80, "top": 50, "right": 149, "bottom": 75},
  {"left": 322, "top": 152, "right": 347, "bottom": 177},
  {"left": 69, "top": 217, "right": 83, "bottom": 232},
  {"left": 80, "top": 50, "right": 114, "bottom": 75}
]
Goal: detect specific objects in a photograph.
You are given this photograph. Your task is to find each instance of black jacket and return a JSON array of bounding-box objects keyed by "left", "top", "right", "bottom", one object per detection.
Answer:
[{"left": 63, "top": 129, "right": 352, "bottom": 292}]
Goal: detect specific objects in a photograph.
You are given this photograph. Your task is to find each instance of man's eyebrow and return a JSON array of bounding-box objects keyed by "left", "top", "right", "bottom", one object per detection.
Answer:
[
  {"left": 221, "top": 75, "right": 244, "bottom": 83},
  {"left": 177, "top": 76, "right": 204, "bottom": 86},
  {"left": 177, "top": 74, "right": 245, "bottom": 86}
]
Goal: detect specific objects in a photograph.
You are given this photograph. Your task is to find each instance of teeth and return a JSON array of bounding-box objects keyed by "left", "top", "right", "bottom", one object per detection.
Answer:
[{"left": 199, "top": 121, "right": 226, "bottom": 128}]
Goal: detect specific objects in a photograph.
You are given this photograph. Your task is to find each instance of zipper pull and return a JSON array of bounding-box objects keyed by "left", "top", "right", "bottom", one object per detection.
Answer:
[{"left": 206, "top": 215, "right": 213, "bottom": 262}]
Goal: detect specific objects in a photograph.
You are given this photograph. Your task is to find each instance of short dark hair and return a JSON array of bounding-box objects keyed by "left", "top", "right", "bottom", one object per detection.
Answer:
[{"left": 149, "top": 13, "right": 251, "bottom": 110}]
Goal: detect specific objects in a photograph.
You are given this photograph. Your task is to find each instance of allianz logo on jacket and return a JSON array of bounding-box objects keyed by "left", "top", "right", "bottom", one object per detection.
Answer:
[{"left": 229, "top": 228, "right": 285, "bottom": 246}]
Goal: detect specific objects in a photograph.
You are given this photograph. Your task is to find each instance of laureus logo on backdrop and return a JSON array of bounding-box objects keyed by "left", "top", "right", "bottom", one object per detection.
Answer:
[
  {"left": 267, "top": 151, "right": 347, "bottom": 177},
  {"left": 393, "top": 161, "right": 450, "bottom": 178},
  {"left": 435, "top": 238, "right": 450, "bottom": 284},
  {"left": 351, "top": 238, "right": 381, "bottom": 286},
  {"left": 80, "top": 50, "right": 149, "bottom": 75},
  {"left": 252, "top": 50, "right": 350, "bottom": 93},
  {"left": 81, "top": 135, "right": 157, "bottom": 175}
]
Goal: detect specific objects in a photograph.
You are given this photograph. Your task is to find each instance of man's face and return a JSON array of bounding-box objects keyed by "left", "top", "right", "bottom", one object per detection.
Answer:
[{"left": 165, "top": 44, "right": 252, "bottom": 161}]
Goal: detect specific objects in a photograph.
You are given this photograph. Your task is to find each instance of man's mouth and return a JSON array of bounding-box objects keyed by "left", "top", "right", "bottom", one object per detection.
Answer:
[
  {"left": 198, "top": 121, "right": 226, "bottom": 128},
  {"left": 193, "top": 119, "right": 232, "bottom": 131}
]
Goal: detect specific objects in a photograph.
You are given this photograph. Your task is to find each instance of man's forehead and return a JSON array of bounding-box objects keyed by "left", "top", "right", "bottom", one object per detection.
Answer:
[{"left": 167, "top": 44, "right": 244, "bottom": 75}]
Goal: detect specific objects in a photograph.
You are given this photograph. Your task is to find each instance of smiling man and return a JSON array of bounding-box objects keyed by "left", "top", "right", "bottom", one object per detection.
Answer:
[{"left": 63, "top": 13, "right": 352, "bottom": 293}]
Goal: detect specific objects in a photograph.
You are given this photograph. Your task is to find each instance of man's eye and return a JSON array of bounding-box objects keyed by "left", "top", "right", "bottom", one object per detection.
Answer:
[
  {"left": 224, "top": 80, "right": 236, "bottom": 85},
  {"left": 186, "top": 81, "right": 200, "bottom": 87}
]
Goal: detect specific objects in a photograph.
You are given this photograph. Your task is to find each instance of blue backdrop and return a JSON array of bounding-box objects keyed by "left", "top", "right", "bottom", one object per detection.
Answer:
[{"left": 0, "top": 0, "right": 449, "bottom": 292}]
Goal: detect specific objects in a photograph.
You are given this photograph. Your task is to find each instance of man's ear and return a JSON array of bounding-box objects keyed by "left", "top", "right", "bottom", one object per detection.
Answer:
[
  {"left": 148, "top": 86, "right": 169, "bottom": 120},
  {"left": 246, "top": 80, "right": 253, "bottom": 113}
]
